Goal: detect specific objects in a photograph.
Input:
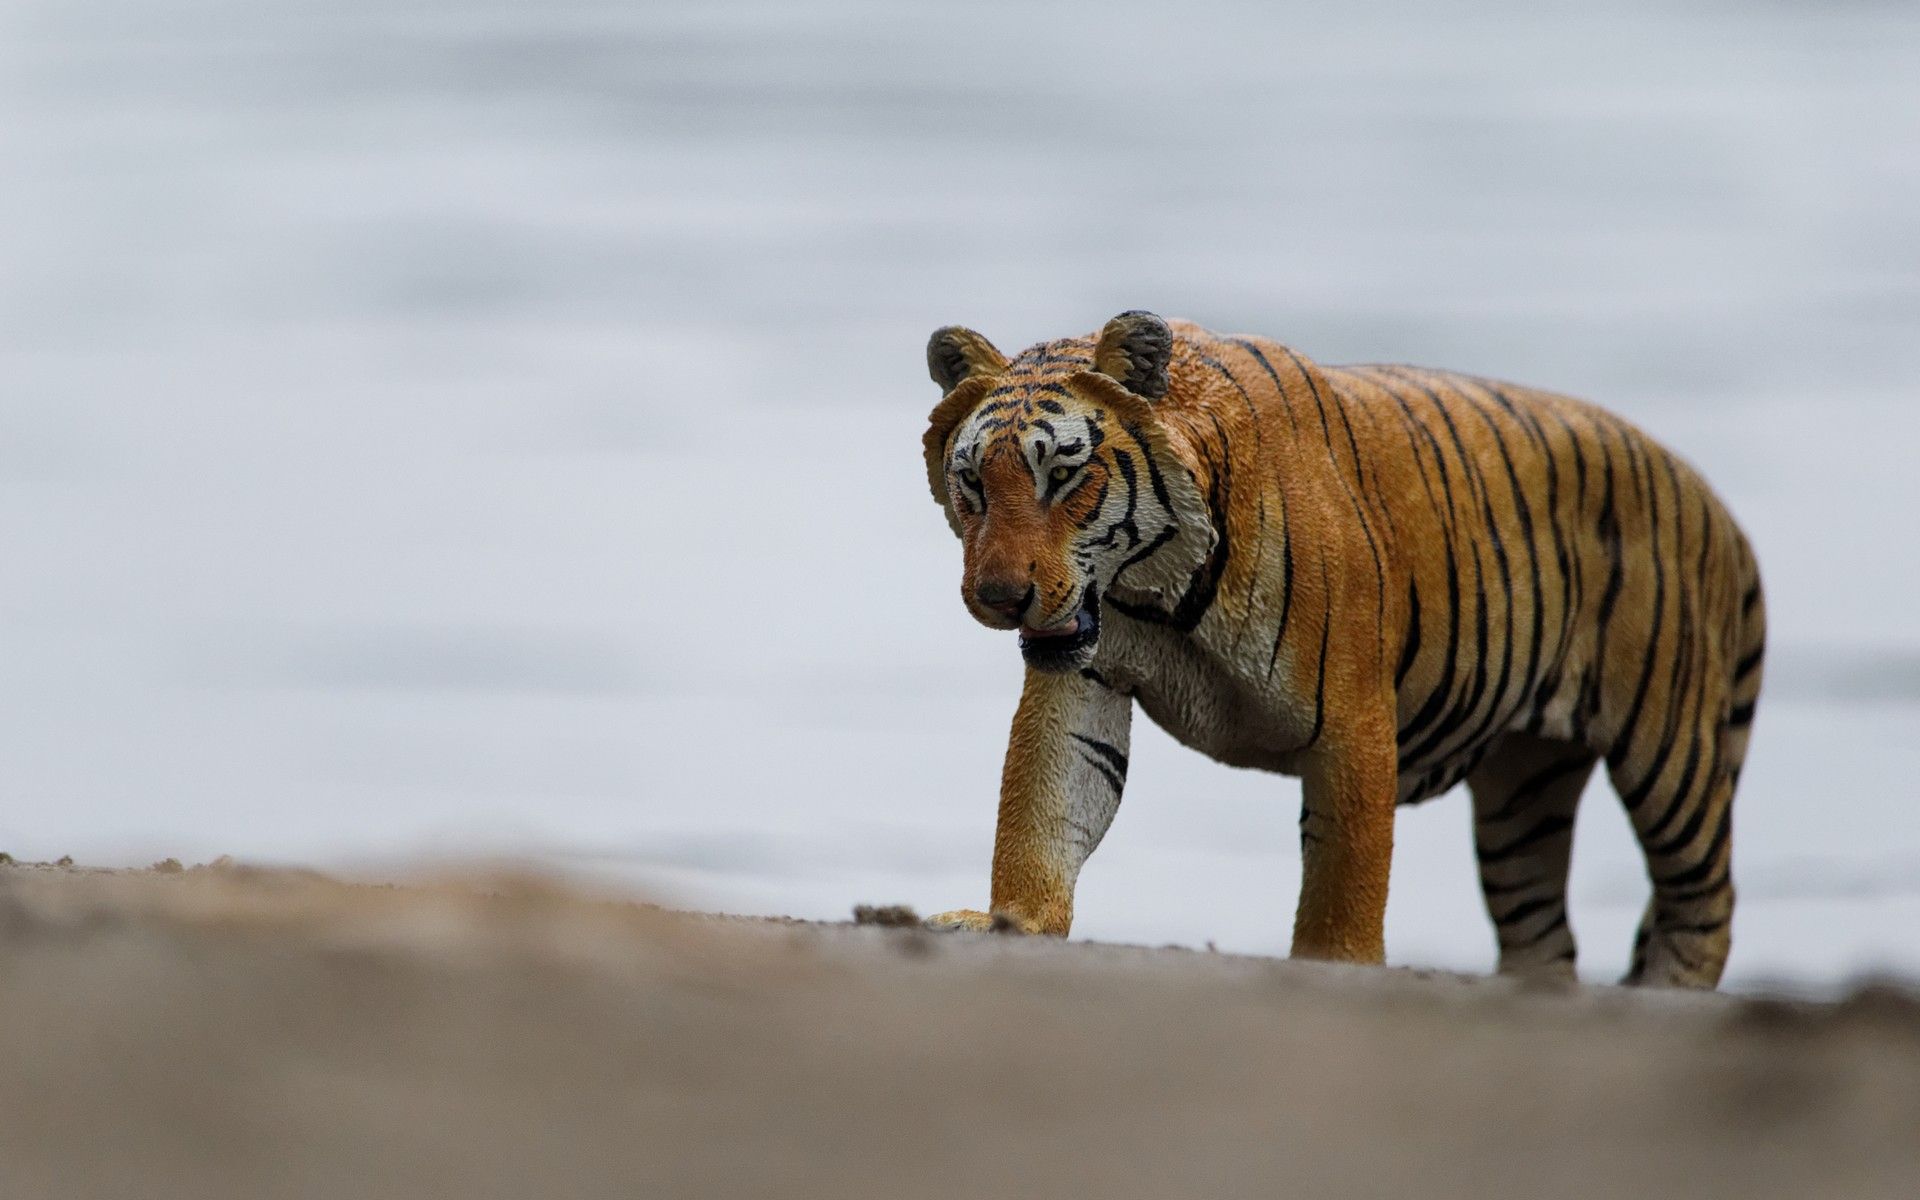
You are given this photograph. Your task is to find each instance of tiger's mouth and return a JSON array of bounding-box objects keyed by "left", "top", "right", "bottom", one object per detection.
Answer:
[{"left": 1018, "top": 586, "right": 1100, "bottom": 673}]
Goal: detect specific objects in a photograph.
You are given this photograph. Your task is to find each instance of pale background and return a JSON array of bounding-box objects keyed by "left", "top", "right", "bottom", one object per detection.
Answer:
[{"left": 2, "top": 0, "right": 1915, "bottom": 989}]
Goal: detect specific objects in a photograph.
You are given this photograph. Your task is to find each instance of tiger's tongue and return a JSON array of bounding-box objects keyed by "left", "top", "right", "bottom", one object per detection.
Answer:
[{"left": 1022, "top": 614, "right": 1080, "bottom": 638}]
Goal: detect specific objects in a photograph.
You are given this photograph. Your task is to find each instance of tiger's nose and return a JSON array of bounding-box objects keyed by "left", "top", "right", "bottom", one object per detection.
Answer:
[{"left": 975, "top": 579, "right": 1032, "bottom": 619}]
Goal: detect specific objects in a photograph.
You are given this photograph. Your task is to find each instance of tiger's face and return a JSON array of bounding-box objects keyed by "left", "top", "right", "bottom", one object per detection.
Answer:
[
  {"left": 923, "top": 313, "right": 1216, "bottom": 674},
  {"left": 945, "top": 391, "right": 1117, "bottom": 671}
]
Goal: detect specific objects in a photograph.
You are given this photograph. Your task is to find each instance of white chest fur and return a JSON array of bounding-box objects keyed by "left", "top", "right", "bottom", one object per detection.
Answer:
[{"left": 1091, "top": 610, "right": 1318, "bottom": 776}]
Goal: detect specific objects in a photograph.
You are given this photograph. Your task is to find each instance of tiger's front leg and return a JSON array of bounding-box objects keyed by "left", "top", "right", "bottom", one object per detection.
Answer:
[
  {"left": 927, "top": 668, "right": 1131, "bottom": 936},
  {"left": 1290, "top": 703, "right": 1399, "bottom": 963}
]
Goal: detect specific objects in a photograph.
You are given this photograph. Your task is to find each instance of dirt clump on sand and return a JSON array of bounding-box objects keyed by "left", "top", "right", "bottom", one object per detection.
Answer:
[
  {"left": 1, "top": 863, "right": 1917, "bottom": 1200},
  {"left": 851, "top": 901, "right": 921, "bottom": 927}
]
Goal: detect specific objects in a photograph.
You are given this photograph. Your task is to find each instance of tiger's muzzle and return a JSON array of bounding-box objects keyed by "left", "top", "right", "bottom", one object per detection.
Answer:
[{"left": 1017, "top": 584, "right": 1101, "bottom": 673}]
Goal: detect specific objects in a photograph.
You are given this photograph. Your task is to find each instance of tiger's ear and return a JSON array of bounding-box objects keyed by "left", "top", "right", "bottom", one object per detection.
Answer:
[
  {"left": 1092, "top": 310, "right": 1174, "bottom": 401},
  {"left": 926, "top": 326, "right": 1008, "bottom": 392}
]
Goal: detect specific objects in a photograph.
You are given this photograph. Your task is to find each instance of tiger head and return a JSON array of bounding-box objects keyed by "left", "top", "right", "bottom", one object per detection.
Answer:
[{"left": 923, "top": 311, "right": 1217, "bottom": 673}]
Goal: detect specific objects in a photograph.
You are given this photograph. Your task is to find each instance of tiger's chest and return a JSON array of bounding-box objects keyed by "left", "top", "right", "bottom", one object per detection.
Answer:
[{"left": 1091, "top": 610, "right": 1317, "bottom": 775}]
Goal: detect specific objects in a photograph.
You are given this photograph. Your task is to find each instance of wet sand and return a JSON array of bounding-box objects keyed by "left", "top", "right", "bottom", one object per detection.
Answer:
[{"left": 2, "top": 860, "right": 1916, "bottom": 1199}]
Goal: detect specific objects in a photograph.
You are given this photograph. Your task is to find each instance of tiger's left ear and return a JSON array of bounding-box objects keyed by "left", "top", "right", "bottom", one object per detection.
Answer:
[{"left": 1093, "top": 310, "right": 1174, "bottom": 401}]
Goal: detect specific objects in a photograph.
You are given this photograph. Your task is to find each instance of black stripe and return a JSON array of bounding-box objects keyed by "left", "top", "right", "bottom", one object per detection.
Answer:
[
  {"left": 1479, "top": 812, "right": 1574, "bottom": 865},
  {"left": 1200, "top": 351, "right": 1267, "bottom": 449},
  {"left": 1070, "top": 733, "right": 1129, "bottom": 778},
  {"left": 1506, "top": 905, "right": 1569, "bottom": 948},
  {"left": 1666, "top": 866, "right": 1731, "bottom": 904},
  {"left": 1079, "top": 667, "right": 1121, "bottom": 692},
  {"left": 1077, "top": 751, "right": 1124, "bottom": 795},
  {"left": 1071, "top": 473, "right": 1113, "bottom": 531},
  {"left": 1484, "top": 756, "right": 1592, "bottom": 824},
  {"left": 1606, "top": 425, "right": 1667, "bottom": 770},
  {"left": 1646, "top": 726, "right": 1724, "bottom": 854},
  {"left": 1655, "top": 804, "right": 1732, "bottom": 891},
  {"left": 1648, "top": 778, "right": 1714, "bottom": 860},
  {"left": 1619, "top": 679, "right": 1689, "bottom": 816},
  {"left": 1088, "top": 448, "right": 1141, "bottom": 553},
  {"left": 1590, "top": 423, "right": 1624, "bottom": 709},
  {"left": 1493, "top": 893, "right": 1562, "bottom": 930},
  {"left": 1642, "top": 733, "right": 1712, "bottom": 844},
  {"left": 1267, "top": 481, "right": 1296, "bottom": 677},
  {"left": 1623, "top": 455, "right": 1703, "bottom": 806},
  {"left": 1395, "top": 578, "right": 1422, "bottom": 690},
  {"left": 1727, "top": 700, "right": 1755, "bottom": 727},
  {"left": 1400, "top": 545, "right": 1485, "bottom": 768},
  {"left": 1316, "top": 361, "right": 1396, "bottom": 538},
  {"left": 1167, "top": 413, "right": 1233, "bottom": 630},
  {"left": 1660, "top": 913, "right": 1731, "bottom": 936},
  {"left": 1478, "top": 873, "right": 1542, "bottom": 900},
  {"left": 1301, "top": 559, "right": 1335, "bottom": 750},
  {"left": 1113, "top": 524, "right": 1178, "bottom": 581},
  {"left": 1527, "top": 403, "right": 1586, "bottom": 675},
  {"left": 1396, "top": 536, "right": 1463, "bottom": 760}
]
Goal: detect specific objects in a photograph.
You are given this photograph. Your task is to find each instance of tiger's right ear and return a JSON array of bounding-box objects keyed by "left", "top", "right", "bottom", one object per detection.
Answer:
[{"left": 926, "top": 326, "right": 1009, "bottom": 392}]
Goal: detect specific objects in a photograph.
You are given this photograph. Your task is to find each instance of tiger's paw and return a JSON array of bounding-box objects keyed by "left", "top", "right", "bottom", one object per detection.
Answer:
[{"left": 925, "top": 908, "right": 1034, "bottom": 934}]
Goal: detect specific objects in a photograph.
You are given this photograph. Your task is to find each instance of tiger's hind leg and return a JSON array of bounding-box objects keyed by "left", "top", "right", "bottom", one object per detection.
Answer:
[
  {"left": 1609, "top": 705, "right": 1740, "bottom": 989},
  {"left": 1467, "top": 735, "right": 1598, "bottom": 981}
]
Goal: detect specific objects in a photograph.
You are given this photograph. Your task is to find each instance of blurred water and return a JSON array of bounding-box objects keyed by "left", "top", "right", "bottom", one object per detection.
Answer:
[{"left": 1, "top": 0, "right": 1916, "bottom": 989}]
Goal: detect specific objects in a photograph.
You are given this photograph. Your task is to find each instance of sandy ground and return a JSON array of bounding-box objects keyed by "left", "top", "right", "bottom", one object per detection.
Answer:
[{"left": 2, "top": 861, "right": 1917, "bottom": 1200}]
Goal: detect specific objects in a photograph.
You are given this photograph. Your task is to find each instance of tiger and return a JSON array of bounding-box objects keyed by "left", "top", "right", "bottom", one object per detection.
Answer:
[{"left": 918, "top": 310, "right": 1765, "bottom": 988}]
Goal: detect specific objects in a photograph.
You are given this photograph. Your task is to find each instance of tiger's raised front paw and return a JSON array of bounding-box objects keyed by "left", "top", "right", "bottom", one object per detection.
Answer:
[{"left": 925, "top": 908, "right": 1035, "bottom": 934}]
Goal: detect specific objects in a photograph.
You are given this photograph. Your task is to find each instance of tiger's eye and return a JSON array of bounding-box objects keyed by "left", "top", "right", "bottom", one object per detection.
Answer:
[
  {"left": 1050, "top": 465, "right": 1072, "bottom": 483},
  {"left": 960, "top": 468, "right": 979, "bottom": 485}
]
